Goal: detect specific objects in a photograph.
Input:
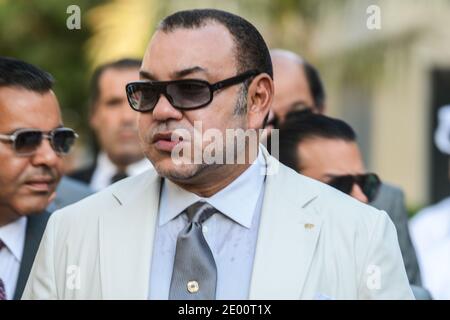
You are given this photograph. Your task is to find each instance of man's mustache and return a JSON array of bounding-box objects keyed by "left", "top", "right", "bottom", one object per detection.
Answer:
[
  {"left": 147, "top": 123, "right": 194, "bottom": 142},
  {"left": 25, "top": 166, "right": 59, "bottom": 182}
]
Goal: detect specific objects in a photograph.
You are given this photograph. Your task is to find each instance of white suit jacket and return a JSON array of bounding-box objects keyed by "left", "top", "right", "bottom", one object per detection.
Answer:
[{"left": 22, "top": 148, "right": 413, "bottom": 299}]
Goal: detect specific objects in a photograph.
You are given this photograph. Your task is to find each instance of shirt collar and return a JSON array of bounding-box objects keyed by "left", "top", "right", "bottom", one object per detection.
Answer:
[
  {"left": 126, "top": 157, "right": 153, "bottom": 176},
  {"left": 96, "top": 152, "right": 151, "bottom": 177},
  {"left": 0, "top": 216, "right": 27, "bottom": 261},
  {"left": 159, "top": 146, "right": 266, "bottom": 229},
  {"left": 96, "top": 152, "right": 116, "bottom": 178}
]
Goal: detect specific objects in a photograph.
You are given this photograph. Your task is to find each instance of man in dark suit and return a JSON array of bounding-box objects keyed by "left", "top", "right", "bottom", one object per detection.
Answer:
[
  {"left": 370, "top": 182, "right": 422, "bottom": 285},
  {"left": 69, "top": 59, "right": 152, "bottom": 191},
  {"left": 271, "top": 49, "right": 422, "bottom": 286},
  {"left": 0, "top": 57, "right": 78, "bottom": 299}
]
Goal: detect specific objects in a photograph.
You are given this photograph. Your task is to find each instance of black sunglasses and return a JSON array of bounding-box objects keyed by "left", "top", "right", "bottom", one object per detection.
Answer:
[
  {"left": 327, "top": 173, "right": 381, "bottom": 202},
  {"left": 0, "top": 127, "right": 78, "bottom": 156},
  {"left": 126, "top": 70, "right": 260, "bottom": 112}
]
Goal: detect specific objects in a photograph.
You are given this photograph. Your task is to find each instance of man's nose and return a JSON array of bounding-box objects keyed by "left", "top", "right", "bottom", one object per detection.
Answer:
[
  {"left": 30, "top": 138, "right": 60, "bottom": 168},
  {"left": 151, "top": 94, "right": 183, "bottom": 122},
  {"left": 350, "top": 183, "right": 369, "bottom": 204}
]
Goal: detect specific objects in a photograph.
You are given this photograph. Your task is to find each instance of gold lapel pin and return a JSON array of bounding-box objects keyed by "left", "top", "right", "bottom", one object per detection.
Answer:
[
  {"left": 187, "top": 280, "right": 199, "bottom": 293},
  {"left": 304, "top": 223, "right": 315, "bottom": 230}
]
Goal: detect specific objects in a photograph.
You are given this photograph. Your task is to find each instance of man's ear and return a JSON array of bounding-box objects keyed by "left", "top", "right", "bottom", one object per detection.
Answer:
[{"left": 246, "top": 73, "right": 274, "bottom": 130}]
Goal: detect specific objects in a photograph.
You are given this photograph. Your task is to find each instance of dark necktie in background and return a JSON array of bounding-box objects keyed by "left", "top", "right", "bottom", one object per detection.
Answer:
[
  {"left": 110, "top": 171, "right": 128, "bottom": 184},
  {"left": 169, "top": 201, "right": 218, "bottom": 300}
]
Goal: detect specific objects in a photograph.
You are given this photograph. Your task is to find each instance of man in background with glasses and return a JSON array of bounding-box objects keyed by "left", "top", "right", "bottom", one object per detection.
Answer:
[
  {"left": 279, "top": 111, "right": 383, "bottom": 203},
  {"left": 24, "top": 9, "right": 412, "bottom": 300},
  {"left": 278, "top": 110, "right": 431, "bottom": 299},
  {"left": 0, "top": 57, "right": 79, "bottom": 299}
]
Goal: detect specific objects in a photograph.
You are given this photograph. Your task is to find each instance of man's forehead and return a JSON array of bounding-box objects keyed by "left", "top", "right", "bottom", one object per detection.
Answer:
[
  {"left": 99, "top": 67, "right": 139, "bottom": 86},
  {"left": 0, "top": 86, "right": 57, "bottom": 106},
  {"left": 141, "top": 25, "right": 236, "bottom": 79},
  {"left": 300, "top": 138, "right": 365, "bottom": 171},
  {"left": 139, "top": 66, "right": 211, "bottom": 81},
  {"left": 0, "top": 88, "right": 61, "bottom": 130},
  {"left": 151, "top": 23, "right": 233, "bottom": 47}
]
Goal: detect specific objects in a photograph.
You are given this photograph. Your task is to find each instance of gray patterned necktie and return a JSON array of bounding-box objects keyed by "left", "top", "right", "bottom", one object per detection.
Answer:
[{"left": 169, "top": 201, "right": 217, "bottom": 300}]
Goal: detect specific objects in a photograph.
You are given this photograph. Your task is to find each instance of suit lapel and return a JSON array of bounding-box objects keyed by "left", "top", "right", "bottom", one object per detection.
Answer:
[
  {"left": 249, "top": 149, "right": 323, "bottom": 299},
  {"left": 99, "top": 170, "right": 161, "bottom": 299},
  {"left": 13, "top": 211, "right": 52, "bottom": 300}
]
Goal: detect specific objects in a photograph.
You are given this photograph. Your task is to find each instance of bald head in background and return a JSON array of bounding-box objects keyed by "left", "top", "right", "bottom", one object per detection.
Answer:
[{"left": 270, "top": 49, "right": 325, "bottom": 123}]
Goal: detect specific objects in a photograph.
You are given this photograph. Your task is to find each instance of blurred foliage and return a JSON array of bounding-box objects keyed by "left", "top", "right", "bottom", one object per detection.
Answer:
[
  {"left": 0, "top": 0, "right": 102, "bottom": 139},
  {"left": 85, "top": 0, "right": 162, "bottom": 68}
]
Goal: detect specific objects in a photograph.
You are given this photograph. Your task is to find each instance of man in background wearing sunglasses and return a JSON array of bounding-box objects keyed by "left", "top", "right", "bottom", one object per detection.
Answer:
[
  {"left": 279, "top": 111, "right": 382, "bottom": 203},
  {"left": 272, "top": 49, "right": 423, "bottom": 288},
  {"left": 278, "top": 110, "right": 431, "bottom": 299},
  {"left": 24, "top": 9, "right": 412, "bottom": 300},
  {"left": 0, "top": 57, "right": 80, "bottom": 299}
]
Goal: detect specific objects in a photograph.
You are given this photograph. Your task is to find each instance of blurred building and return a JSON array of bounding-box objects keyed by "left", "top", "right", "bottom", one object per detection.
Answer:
[{"left": 311, "top": 0, "right": 450, "bottom": 208}]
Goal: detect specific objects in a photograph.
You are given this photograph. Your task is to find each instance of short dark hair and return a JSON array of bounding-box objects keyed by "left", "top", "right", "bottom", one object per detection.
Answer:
[
  {"left": 302, "top": 60, "right": 326, "bottom": 112},
  {"left": 278, "top": 110, "right": 356, "bottom": 171},
  {"left": 158, "top": 9, "right": 273, "bottom": 79},
  {"left": 0, "top": 56, "right": 54, "bottom": 93},
  {"left": 89, "top": 58, "right": 141, "bottom": 114}
]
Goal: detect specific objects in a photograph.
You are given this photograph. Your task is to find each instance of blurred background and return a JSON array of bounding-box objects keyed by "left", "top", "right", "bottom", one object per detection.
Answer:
[{"left": 2, "top": 0, "right": 450, "bottom": 214}]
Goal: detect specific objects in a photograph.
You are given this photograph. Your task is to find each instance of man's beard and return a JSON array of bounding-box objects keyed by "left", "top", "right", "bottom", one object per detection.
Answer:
[{"left": 155, "top": 161, "right": 208, "bottom": 181}]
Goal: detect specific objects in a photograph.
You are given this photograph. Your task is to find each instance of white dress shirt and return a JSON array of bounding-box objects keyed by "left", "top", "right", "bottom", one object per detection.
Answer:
[
  {"left": 148, "top": 149, "right": 266, "bottom": 299},
  {"left": 90, "top": 152, "right": 153, "bottom": 191},
  {"left": 410, "top": 197, "right": 450, "bottom": 299},
  {"left": 0, "top": 217, "right": 27, "bottom": 300}
]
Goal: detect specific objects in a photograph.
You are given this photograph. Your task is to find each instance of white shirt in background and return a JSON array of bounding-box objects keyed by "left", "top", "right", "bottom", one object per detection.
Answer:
[
  {"left": 90, "top": 152, "right": 152, "bottom": 191},
  {"left": 410, "top": 197, "right": 450, "bottom": 299}
]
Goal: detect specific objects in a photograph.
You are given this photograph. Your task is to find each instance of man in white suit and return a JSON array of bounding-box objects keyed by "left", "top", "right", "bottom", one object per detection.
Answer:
[{"left": 23, "top": 9, "right": 413, "bottom": 300}]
